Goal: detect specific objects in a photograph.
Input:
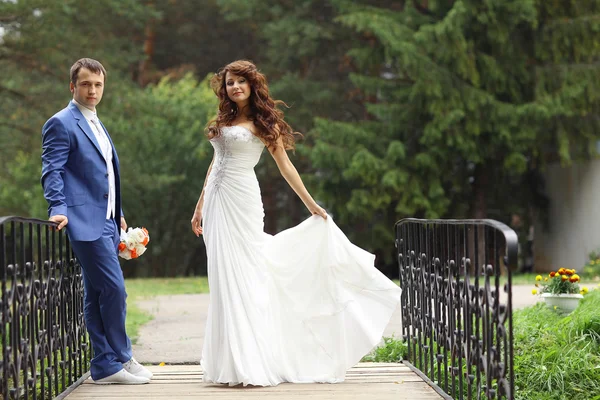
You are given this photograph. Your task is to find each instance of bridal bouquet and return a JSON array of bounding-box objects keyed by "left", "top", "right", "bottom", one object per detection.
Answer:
[{"left": 118, "top": 227, "right": 150, "bottom": 260}]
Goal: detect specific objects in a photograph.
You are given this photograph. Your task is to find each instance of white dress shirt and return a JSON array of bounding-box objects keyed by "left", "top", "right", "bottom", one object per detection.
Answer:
[{"left": 74, "top": 99, "right": 116, "bottom": 219}]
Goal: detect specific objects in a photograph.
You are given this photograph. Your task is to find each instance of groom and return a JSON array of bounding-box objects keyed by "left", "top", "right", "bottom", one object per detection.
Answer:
[{"left": 41, "top": 58, "right": 152, "bottom": 384}]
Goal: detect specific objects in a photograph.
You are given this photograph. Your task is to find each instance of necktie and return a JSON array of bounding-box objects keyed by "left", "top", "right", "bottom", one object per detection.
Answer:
[
  {"left": 90, "top": 118, "right": 109, "bottom": 159},
  {"left": 90, "top": 117, "right": 114, "bottom": 218},
  {"left": 90, "top": 118, "right": 102, "bottom": 134}
]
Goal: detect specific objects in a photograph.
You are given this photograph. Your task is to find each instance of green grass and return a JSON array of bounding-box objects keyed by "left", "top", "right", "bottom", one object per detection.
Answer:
[
  {"left": 512, "top": 289, "right": 600, "bottom": 400},
  {"left": 506, "top": 272, "right": 539, "bottom": 286},
  {"left": 125, "top": 277, "right": 209, "bottom": 343},
  {"left": 361, "top": 336, "right": 407, "bottom": 363},
  {"left": 371, "top": 280, "right": 600, "bottom": 400}
]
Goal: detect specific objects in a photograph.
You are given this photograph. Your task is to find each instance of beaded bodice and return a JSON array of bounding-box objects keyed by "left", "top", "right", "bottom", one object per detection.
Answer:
[{"left": 208, "top": 125, "right": 265, "bottom": 190}]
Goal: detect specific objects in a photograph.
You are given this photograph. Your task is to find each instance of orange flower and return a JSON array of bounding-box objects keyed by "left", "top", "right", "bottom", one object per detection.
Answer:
[
  {"left": 550, "top": 271, "right": 557, "bottom": 277},
  {"left": 557, "top": 268, "right": 566, "bottom": 275},
  {"left": 131, "top": 248, "right": 138, "bottom": 259},
  {"left": 570, "top": 274, "right": 580, "bottom": 283},
  {"left": 561, "top": 275, "right": 568, "bottom": 281},
  {"left": 118, "top": 242, "right": 126, "bottom": 252},
  {"left": 564, "top": 269, "right": 573, "bottom": 276}
]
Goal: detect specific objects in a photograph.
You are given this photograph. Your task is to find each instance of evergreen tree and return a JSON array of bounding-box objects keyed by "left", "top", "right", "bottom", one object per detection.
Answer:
[
  {"left": 0, "top": 0, "right": 157, "bottom": 215},
  {"left": 213, "top": 0, "right": 369, "bottom": 232},
  {"left": 309, "top": 0, "right": 600, "bottom": 264},
  {"left": 0, "top": 2, "right": 218, "bottom": 276}
]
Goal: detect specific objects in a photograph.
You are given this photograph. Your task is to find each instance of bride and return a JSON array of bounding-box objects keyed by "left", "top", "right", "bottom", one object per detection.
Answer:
[{"left": 190, "top": 60, "right": 401, "bottom": 387}]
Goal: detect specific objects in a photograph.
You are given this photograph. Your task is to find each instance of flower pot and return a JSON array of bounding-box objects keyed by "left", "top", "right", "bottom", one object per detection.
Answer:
[{"left": 541, "top": 293, "right": 583, "bottom": 314}]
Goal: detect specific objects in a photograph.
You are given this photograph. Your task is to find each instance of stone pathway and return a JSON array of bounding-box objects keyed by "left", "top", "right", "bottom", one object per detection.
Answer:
[
  {"left": 132, "top": 294, "right": 208, "bottom": 364},
  {"left": 132, "top": 285, "right": 538, "bottom": 364}
]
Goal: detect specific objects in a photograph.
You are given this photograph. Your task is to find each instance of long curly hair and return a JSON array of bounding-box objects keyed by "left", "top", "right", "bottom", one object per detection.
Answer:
[{"left": 206, "top": 60, "right": 300, "bottom": 150}]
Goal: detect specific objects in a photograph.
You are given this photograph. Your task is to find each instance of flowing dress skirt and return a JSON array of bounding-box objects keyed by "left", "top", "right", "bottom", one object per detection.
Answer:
[{"left": 200, "top": 164, "right": 401, "bottom": 386}]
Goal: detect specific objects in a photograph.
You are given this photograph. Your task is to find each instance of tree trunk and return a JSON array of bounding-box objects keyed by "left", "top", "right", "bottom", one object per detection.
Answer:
[
  {"left": 470, "top": 163, "right": 489, "bottom": 275},
  {"left": 472, "top": 163, "right": 488, "bottom": 220},
  {"left": 138, "top": 21, "right": 155, "bottom": 86}
]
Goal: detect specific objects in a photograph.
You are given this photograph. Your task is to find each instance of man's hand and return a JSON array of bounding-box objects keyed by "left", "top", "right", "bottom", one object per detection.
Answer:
[
  {"left": 49, "top": 215, "right": 68, "bottom": 230},
  {"left": 121, "top": 217, "right": 128, "bottom": 231}
]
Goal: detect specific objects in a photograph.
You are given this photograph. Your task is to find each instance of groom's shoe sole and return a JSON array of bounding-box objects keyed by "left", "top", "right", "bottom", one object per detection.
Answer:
[
  {"left": 94, "top": 380, "right": 149, "bottom": 385},
  {"left": 93, "top": 369, "right": 150, "bottom": 385}
]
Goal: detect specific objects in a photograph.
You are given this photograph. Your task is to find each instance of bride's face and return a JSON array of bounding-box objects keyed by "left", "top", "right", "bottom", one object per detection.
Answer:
[{"left": 225, "top": 72, "right": 251, "bottom": 106}]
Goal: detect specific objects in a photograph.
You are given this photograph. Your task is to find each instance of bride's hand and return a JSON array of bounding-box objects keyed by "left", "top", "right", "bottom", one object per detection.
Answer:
[
  {"left": 191, "top": 210, "right": 203, "bottom": 236},
  {"left": 308, "top": 203, "right": 327, "bottom": 219}
]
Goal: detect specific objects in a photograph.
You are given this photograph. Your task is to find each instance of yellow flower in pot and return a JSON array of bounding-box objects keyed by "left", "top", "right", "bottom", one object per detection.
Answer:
[{"left": 533, "top": 269, "right": 585, "bottom": 314}]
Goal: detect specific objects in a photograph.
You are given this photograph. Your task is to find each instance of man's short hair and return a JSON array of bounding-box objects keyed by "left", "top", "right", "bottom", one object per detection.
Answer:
[{"left": 70, "top": 58, "right": 106, "bottom": 85}]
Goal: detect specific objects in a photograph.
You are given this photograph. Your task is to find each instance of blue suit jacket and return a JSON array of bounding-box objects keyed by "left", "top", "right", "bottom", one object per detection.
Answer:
[{"left": 41, "top": 101, "right": 123, "bottom": 242}]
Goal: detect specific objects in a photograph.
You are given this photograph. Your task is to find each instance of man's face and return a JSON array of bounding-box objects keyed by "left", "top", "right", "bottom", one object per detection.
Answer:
[{"left": 70, "top": 68, "right": 104, "bottom": 110}]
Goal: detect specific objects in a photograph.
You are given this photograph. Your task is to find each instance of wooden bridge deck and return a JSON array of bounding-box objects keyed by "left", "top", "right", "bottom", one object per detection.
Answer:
[{"left": 64, "top": 362, "right": 444, "bottom": 400}]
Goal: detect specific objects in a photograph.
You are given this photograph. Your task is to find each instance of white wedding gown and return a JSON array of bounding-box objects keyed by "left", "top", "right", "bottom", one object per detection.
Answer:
[{"left": 200, "top": 125, "right": 401, "bottom": 386}]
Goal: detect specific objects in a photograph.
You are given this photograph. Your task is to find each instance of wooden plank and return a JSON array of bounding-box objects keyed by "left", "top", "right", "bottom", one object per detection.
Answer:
[
  {"left": 79, "top": 376, "right": 427, "bottom": 385},
  {"left": 67, "top": 385, "right": 439, "bottom": 397},
  {"left": 66, "top": 363, "right": 443, "bottom": 400},
  {"left": 71, "top": 382, "right": 436, "bottom": 391},
  {"left": 67, "top": 395, "right": 439, "bottom": 400},
  {"left": 141, "top": 362, "right": 409, "bottom": 371}
]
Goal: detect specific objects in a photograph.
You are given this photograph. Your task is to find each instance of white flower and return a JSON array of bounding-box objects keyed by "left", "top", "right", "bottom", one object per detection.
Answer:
[
  {"left": 131, "top": 228, "right": 147, "bottom": 243},
  {"left": 134, "top": 243, "right": 147, "bottom": 257},
  {"left": 119, "top": 249, "right": 132, "bottom": 260},
  {"left": 125, "top": 236, "right": 136, "bottom": 250},
  {"left": 118, "top": 226, "right": 149, "bottom": 260}
]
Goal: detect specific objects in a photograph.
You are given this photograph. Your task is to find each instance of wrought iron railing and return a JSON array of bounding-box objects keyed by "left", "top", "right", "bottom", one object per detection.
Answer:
[
  {"left": 1, "top": 216, "right": 90, "bottom": 400},
  {"left": 395, "top": 218, "right": 518, "bottom": 400}
]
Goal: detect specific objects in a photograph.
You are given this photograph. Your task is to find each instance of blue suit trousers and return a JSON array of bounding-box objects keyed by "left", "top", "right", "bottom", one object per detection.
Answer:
[{"left": 70, "top": 218, "right": 132, "bottom": 380}]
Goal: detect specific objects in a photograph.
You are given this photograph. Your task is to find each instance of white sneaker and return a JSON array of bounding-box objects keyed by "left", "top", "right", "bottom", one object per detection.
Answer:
[
  {"left": 123, "top": 357, "right": 153, "bottom": 380},
  {"left": 94, "top": 369, "right": 150, "bottom": 385}
]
